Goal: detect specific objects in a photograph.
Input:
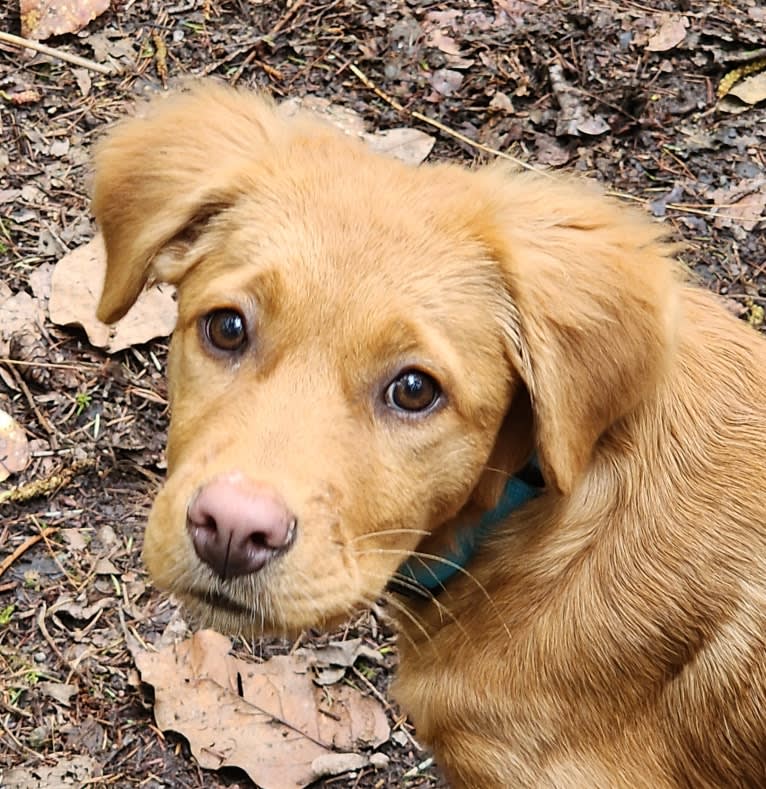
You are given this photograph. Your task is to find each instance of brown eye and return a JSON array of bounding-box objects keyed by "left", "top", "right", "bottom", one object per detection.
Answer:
[
  {"left": 385, "top": 370, "right": 441, "bottom": 413},
  {"left": 204, "top": 309, "right": 247, "bottom": 352}
]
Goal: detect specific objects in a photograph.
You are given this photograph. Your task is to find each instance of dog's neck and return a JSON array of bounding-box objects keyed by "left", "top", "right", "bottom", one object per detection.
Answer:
[{"left": 391, "top": 460, "right": 544, "bottom": 598}]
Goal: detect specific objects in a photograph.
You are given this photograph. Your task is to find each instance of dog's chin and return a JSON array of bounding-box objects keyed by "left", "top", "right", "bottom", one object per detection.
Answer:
[{"left": 172, "top": 584, "right": 373, "bottom": 638}]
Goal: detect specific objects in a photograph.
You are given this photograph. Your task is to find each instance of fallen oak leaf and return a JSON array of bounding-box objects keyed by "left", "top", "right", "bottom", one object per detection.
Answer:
[
  {"left": 49, "top": 235, "right": 177, "bottom": 353},
  {"left": 134, "top": 630, "right": 389, "bottom": 789}
]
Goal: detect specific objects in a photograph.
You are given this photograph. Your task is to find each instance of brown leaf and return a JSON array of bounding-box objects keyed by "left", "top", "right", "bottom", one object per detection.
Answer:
[
  {"left": 134, "top": 630, "right": 390, "bottom": 789},
  {"left": 49, "top": 235, "right": 178, "bottom": 353},
  {"left": 20, "top": 0, "right": 111, "bottom": 41},
  {"left": 729, "top": 71, "right": 766, "bottom": 106},
  {"left": 280, "top": 97, "right": 434, "bottom": 165},
  {"left": 645, "top": 14, "right": 689, "bottom": 52},
  {"left": 280, "top": 96, "right": 367, "bottom": 137},
  {"left": 710, "top": 179, "right": 766, "bottom": 232},
  {"left": 0, "top": 408, "right": 30, "bottom": 482},
  {"left": 365, "top": 128, "right": 435, "bottom": 166},
  {"left": 3, "top": 755, "right": 100, "bottom": 788},
  {"left": 0, "top": 284, "right": 46, "bottom": 357},
  {"left": 38, "top": 681, "right": 78, "bottom": 706},
  {"left": 430, "top": 68, "right": 464, "bottom": 96},
  {"left": 297, "top": 638, "right": 385, "bottom": 686}
]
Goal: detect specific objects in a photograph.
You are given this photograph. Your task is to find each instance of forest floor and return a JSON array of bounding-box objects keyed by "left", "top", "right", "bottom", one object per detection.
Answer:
[{"left": 1, "top": 1, "right": 764, "bottom": 787}]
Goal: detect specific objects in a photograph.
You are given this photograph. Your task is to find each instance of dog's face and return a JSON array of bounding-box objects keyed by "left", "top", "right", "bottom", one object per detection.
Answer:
[{"left": 94, "top": 84, "right": 676, "bottom": 635}]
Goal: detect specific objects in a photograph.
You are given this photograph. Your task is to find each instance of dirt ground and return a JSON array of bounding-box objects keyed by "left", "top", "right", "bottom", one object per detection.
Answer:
[{"left": 1, "top": 1, "right": 764, "bottom": 787}]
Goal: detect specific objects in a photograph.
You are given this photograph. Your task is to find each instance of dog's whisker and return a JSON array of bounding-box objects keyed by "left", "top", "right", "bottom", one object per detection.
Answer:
[
  {"left": 481, "top": 465, "right": 514, "bottom": 478},
  {"left": 365, "top": 569, "right": 469, "bottom": 642},
  {"left": 358, "top": 547, "right": 513, "bottom": 643},
  {"left": 349, "top": 528, "right": 432, "bottom": 545},
  {"left": 377, "top": 594, "right": 429, "bottom": 654}
]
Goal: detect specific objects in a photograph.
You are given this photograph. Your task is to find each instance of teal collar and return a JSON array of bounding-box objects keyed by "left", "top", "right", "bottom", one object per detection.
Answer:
[{"left": 391, "top": 462, "right": 544, "bottom": 598}]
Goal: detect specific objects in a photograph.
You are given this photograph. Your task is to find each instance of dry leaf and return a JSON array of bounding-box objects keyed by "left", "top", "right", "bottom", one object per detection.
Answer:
[
  {"left": 430, "top": 68, "right": 464, "bottom": 96},
  {"left": 646, "top": 14, "right": 689, "bottom": 52},
  {"left": 549, "top": 63, "right": 609, "bottom": 137},
  {"left": 710, "top": 179, "right": 766, "bottom": 232},
  {"left": 365, "top": 128, "right": 435, "bottom": 166},
  {"left": 729, "top": 71, "right": 766, "bottom": 106},
  {"left": 134, "top": 630, "right": 390, "bottom": 789},
  {"left": 49, "top": 594, "right": 112, "bottom": 621},
  {"left": 425, "top": 29, "right": 462, "bottom": 56},
  {"left": 280, "top": 96, "right": 367, "bottom": 137},
  {"left": 38, "top": 681, "right": 78, "bottom": 706},
  {"left": 298, "top": 638, "right": 385, "bottom": 686},
  {"left": 20, "top": 0, "right": 111, "bottom": 41},
  {"left": 2, "top": 755, "right": 100, "bottom": 788},
  {"left": 49, "top": 235, "right": 178, "bottom": 353},
  {"left": 0, "top": 286, "right": 46, "bottom": 357},
  {"left": 489, "top": 91, "right": 514, "bottom": 112},
  {"left": 0, "top": 408, "right": 30, "bottom": 482},
  {"left": 281, "top": 97, "right": 435, "bottom": 166}
]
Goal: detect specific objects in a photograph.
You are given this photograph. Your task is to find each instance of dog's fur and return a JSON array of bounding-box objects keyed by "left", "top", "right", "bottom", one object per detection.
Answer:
[{"left": 93, "top": 83, "right": 766, "bottom": 787}]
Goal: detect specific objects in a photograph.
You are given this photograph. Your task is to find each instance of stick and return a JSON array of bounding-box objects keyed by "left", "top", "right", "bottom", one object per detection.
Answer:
[
  {"left": 348, "top": 63, "right": 549, "bottom": 176},
  {"left": 0, "top": 527, "right": 56, "bottom": 579},
  {"left": 0, "top": 458, "right": 95, "bottom": 506},
  {"left": 0, "top": 31, "right": 118, "bottom": 75}
]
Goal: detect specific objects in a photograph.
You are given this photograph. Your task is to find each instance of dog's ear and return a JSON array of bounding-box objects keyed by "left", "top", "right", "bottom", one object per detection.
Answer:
[
  {"left": 474, "top": 169, "right": 679, "bottom": 495},
  {"left": 92, "top": 84, "right": 280, "bottom": 323}
]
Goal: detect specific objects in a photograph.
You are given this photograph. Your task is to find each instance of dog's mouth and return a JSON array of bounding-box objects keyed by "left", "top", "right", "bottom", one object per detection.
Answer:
[{"left": 183, "top": 586, "right": 253, "bottom": 616}]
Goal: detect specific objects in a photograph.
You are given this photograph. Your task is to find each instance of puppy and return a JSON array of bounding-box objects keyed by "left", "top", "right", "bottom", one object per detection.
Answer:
[{"left": 93, "top": 83, "right": 766, "bottom": 787}]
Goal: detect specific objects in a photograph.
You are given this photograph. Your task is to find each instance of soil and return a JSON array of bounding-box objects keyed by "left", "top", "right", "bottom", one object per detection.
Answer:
[{"left": 1, "top": 1, "right": 764, "bottom": 787}]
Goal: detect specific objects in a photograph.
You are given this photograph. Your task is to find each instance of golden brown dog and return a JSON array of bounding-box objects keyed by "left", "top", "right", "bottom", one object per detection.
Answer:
[{"left": 93, "top": 83, "right": 766, "bottom": 787}]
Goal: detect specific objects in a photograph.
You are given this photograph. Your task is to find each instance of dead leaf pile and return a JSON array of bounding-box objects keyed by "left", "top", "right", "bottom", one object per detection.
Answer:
[{"left": 132, "top": 630, "right": 391, "bottom": 788}]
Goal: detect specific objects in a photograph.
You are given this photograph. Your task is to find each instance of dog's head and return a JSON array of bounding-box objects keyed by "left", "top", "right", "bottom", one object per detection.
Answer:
[{"left": 93, "top": 83, "right": 678, "bottom": 634}]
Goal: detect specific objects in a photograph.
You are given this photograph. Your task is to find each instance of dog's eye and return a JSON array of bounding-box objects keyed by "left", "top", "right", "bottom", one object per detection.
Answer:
[
  {"left": 385, "top": 370, "right": 441, "bottom": 413},
  {"left": 204, "top": 309, "right": 247, "bottom": 352}
]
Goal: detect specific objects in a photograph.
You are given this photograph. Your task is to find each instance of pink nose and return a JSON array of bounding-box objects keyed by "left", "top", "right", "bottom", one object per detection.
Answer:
[{"left": 186, "top": 476, "right": 296, "bottom": 579}]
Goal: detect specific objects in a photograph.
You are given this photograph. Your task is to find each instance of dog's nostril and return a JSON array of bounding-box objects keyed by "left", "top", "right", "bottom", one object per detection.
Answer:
[
  {"left": 186, "top": 477, "right": 296, "bottom": 580},
  {"left": 197, "top": 514, "right": 218, "bottom": 534}
]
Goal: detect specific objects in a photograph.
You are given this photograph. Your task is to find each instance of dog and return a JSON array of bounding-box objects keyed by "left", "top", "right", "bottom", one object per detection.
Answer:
[{"left": 92, "top": 83, "right": 766, "bottom": 787}]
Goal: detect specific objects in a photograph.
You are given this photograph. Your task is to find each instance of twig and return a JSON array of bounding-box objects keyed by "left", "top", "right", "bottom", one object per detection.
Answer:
[
  {"left": 8, "top": 363, "right": 57, "bottom": 446},
  {"left": 38, "top": 601, "right": 81, "bottom": 677},
  {"left": 0, "top": 458, "right": 96, "bottom": 507},
  {"left": 348, "top": 63, "right": 548, "bottom": 176},
  {"left": 0, "top": 527, "right": 56, "bottom": 580},
  {"left": 269, "top": 0, "right": 310, "bottom": 37},
  {"left": 0, "top": 31, "right": 118, "bottom": 75}
]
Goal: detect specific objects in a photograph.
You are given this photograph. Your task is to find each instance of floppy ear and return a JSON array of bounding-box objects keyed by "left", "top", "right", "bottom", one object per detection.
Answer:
[
  {"left": 476, "top": 169, "right": 680, "bottom": 495},
  {"left": 92, "top": 83, "right": 281, "bottom": 323}
]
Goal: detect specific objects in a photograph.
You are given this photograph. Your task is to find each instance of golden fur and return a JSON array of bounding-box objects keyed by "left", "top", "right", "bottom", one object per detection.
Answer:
[{"left": 93, "top": 83, "right": 766, "bottom": 787}]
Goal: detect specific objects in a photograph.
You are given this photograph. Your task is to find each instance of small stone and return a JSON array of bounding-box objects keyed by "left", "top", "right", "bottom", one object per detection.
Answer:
[
  {"left": 370, "top": 752, "right": 390, "bottom": 769},
  {"left": 28, "top": 724, "right": 50, "bottom": 748}
]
